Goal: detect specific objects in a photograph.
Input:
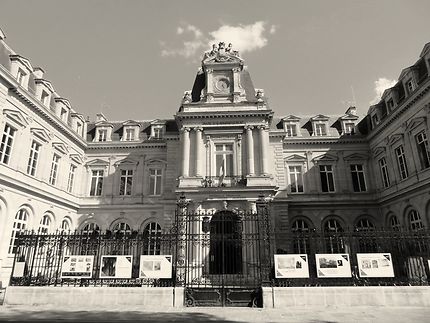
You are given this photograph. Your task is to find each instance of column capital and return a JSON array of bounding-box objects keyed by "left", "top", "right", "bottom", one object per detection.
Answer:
[
  {"left": 194, "top": 127, "right": 203, "bottom": 132},
  {"left": 257, "top": 125, "right": 268, "bottom": 130},
  {"left": 245, "top": 125, "right": 254, "bottom": 130},
  {"left": 180, "top": 127, "right": 190, "bottom": 133}
]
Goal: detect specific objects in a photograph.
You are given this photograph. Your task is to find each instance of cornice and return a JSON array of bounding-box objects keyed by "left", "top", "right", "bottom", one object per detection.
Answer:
[
  {"left": 176, "top": 110, "right": 273, "bottom": 120},
  {"left": 87, "top": 141, "right": 167, "bottom": 150},
  {"left": 367, "top": 78, "right": 430, "bottom": 141}
]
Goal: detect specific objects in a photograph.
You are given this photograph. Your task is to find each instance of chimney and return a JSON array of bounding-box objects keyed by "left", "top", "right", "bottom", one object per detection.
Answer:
[{"left": 33, "top": 67, "right": 45, "bottom": 79}]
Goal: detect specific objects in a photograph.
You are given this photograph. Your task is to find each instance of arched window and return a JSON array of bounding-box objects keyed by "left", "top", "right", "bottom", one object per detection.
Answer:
[
  {"left": 9, "top": 209, "right": 29, "bottom": 254},
  {"left": 355, "top": 218, "right": 375, "bottom": 231},
  {"left": 39, "top": 214, "right": 52, "bottom": 234},
  {"left": 389, "top": 215, "right": 401, "bottom": 231},
  {"left": 323, "top": 218, "right": 345, "bottom": 253},
  {"left": 408, "top": 210, "right": 424, "bottom": 231},
  {"left": 82, "top": 222, "right": 100, "bottom": 235},
  {"left": 143, "top": 222, "right": 162, "bottom": 255},
  {"left": 61, "top": 218, "right": 71, "bottom": 232},
  {"left": 356, "top": 218, "right": 378, "bottom": 252},
  {"left": 291, "top": 219, "right": 310, "bottom": 253},
  {"left": 113, "top": 222, "right": 132, "bottom": 235}
]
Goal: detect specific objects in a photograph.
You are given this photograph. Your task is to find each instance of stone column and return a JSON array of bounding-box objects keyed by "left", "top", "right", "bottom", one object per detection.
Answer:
[
  {"left": 259, "top": 125, "right": 269, "bottom": 175},
  {"left": 195, "top": 127, "right": 203, "bottom": 177},
  {"left": 246, "top": 126, "right": 255, "bottom": 176},
  {"left": 181, "top": 128, "right": 190, "bottom": 177}
]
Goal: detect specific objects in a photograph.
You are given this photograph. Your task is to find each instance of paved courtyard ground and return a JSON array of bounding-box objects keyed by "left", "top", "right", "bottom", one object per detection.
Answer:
[{"left": 0, "top": 305, "right": 429, "bottom": 322}]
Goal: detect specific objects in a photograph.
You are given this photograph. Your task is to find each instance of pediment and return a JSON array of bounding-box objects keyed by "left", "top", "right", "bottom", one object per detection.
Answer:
[
  {"left": 387, "top": 133, "right": 404, "bottom": 146},
  {"left": 70, "top": 154, "right": 84, "bottom": 164},
  {"left": 311, "top": 114, "right": 329, "bottom": 121},
  {"left": 282, "top": 115, "right": 301, "bottom": 122},
  {"left": 52, "top": 142, "right": 69, "bottom": 155},
  {"left": 114, "top": 158, "right": 140, "bottom": 167},
  {"left": 150, "top": 119, "right": 165, "bottom": 126},
  {"left": 344, "top": 153, "right": 369, "bottom": 161},
  {"left": 284, "top": 154, "right": 307, "bottom": 162},
  {"left": 372, "top": 146, "right": 386, "bottom": 157},
  {"left": 405, "top": 116, "right": 426, "bottom": 132},
  {"left": 123, "top": 120, "right": 141, "bottom": 127},
  {"left": 35, "top": 79, "right": 55, "bottom": 93},
  {"left": 9, "top": 54, "right": 33, "bottom": 72},
  {"left": 339, "top": 113, "right": 359, "bottom": 120},
  {"left": 86, "top": 158, "right": 109, "bottom": 167},
  {"left": 30, "top": 128, "right": 50, "bottom": 143},
  {"left": 144, "top": 158, "right": 167, "bottom": 166},
  {"left": 3, "top": 109, "right": 29, "bottom": 127},
  {"left": 95, "top": 120, "right": 113, "bottom": 128},
  {"left": 54, "top": 97, "right": 72, "bottom": 109},
  {"left": 312, "top": 153, "right": 338, "bottom": 163}
]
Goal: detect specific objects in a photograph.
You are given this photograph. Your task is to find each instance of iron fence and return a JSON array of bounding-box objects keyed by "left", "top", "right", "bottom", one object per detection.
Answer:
[
  {"left": 10, "top": 230, "right": 177, "bottom": 287},
  {"left": 273, "top": 229, "right": 430, "bottom": 286}
]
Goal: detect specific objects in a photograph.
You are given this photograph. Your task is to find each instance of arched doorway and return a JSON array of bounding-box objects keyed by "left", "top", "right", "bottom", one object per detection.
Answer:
[{"left": 209, "top": 211, "right": 242, "bottom": 275}]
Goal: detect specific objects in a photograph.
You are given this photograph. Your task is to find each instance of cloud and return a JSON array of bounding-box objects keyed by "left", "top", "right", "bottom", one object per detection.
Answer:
[
  {"left": 370, "top": 77, "right": 397, "bottom": 105},
  {"left": 161, "top": 21, "right": 276, "bottom": 60}
]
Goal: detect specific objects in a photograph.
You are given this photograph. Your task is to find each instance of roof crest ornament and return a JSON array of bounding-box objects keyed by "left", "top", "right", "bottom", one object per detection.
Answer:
[{"left": 202, "top": 42, "right": 243, "bottom": 65}]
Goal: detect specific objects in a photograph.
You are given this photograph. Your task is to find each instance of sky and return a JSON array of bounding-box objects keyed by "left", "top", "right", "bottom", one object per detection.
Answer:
[{"left": 0, "top": 0, "right": 429, "bottom": 121}]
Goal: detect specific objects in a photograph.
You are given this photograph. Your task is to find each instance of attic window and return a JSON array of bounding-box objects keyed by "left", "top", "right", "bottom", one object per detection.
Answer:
[
  {"left": 16, "top": 68, "right": 26, "bottom": 86},
  {"left": 344, "top": 122, "right": 355, "bottom": 135},
  {"left": 152, "top": 126, "right": 163, "bottom": 139},
  {"left": 76, "top": 122, "right": 82, "bottom": 136},
  {"left": 98, "top": 129, "right": 107, "bottom": 142},
  {"left": 41, "top": 90, "right": 50, "bottom": 106},
  {"left": 125, "top": 128, "right": 136, "bottom": 141},
  {"left": 406, "top": 79, "right": 414, "bottom": 94},
  {"left": 60, "top": 108, "right": 68, "bottom": 122},
  {"left": 387, "top": 99, "right": 394, "bottom": 111},
  {"left": 285, "top": 124, "right": 297, "bottom": 137},
  {"left": 372, "top": 114, "right": 379, "bottom": 127},
  {"left": 314, "top": 123, "right": 326, "bottom": 136}
]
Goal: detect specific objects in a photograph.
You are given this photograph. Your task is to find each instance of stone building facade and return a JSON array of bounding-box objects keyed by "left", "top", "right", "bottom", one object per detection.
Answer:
[{"left": 0, "top": 27, "right": 429, "bottom": 287}]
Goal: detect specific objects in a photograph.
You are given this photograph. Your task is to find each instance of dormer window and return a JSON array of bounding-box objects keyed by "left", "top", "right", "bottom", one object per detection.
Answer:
[
  {"left": 16, "top": 68, "right": 26, "bottom": 86},
  {"left": 98, "top": 129, "right": 107, "bottom": 142},
  {"left": 76, "top": 122, "right": 82, "bottom": 136},
  {"left": 387, "top": 99, "right": 394, "bottom": 111},
  {"left": 406, "top": 79, "right": 414, "bottom": 94},
  {"left": 314, "top": 123, "right": 327, "bottom": 136},
  {"left": 344, "top": 122, "right": 355, "bottom": 135},
  {"left": 60, "top": 108, "right": 68, "bottom": 122},
  {"left": 372, "top": 114, "right": 379, "bottom": 127},
  {"left": 41, "top": 90, "right": 50, "bottom": 106},
  {"left": 125, "top": 128, "right": 135, "bottom": 141},
  {"left": 286, "top": 124, "right": 297, "bottom": 137},
  {"left": 151, "top": 126, "right": 164, "bottom": 139}
]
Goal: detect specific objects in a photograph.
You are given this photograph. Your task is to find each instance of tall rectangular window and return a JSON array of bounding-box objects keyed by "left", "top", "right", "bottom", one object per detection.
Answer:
[
  {"left": 378, "top": 157, "right": 390, "bottom": 188},
  {"left": 41, "top": 90, "right": 50, "bottom": 106},
  {"left": 119, "top": 169, "right": 133, "bottom": 195},
  {"left": 289, "top": 166, "right": 304, "bottom": 193},
  {"left": 149, "top": 169, "right": 162, "bottom": 196},
  {"left": 315, "top": 123, "right": 327, "bottom": 136},
  {"left": 98, "top": 129, "right": 107, "bottom": 142},
  {"left": 49, "top": 154, "right": 60, "bottom": 185},
  {"left": 416, "top": 132, "right": 430, "bottom": 170},
  {"left": 17, "top": 68, "right": 26, "bottom": 86},
  {"left": 90, "top": 170, "right": 104, "bottom": 196},
  {"left": 153, "top": 127, "right": 162, "bottom": 139},
  {"left": 0, "top": 124, "right": 16, "bottom": 165},
  {"left": 319, "top": 165, "right": 335, "bottom": 192},
  {"left": 125, "top": 128, "right": 135, "bottom": 141},
  {"left": 27, "top": 140, "right": 41, "bottom": 176},
  {"left": 406, "top": 80, "right": 414, "bottom": 94},
  {"left": 215, "top": 144, "right": 233, "bottom": 177},
  {"left": 67, "top": 165, "right": 76, "bottom": 193},
  {"left": 60, "top": 108, "right": 68, "bottom": 122},
  {"left": 350, "top": 164, "right": 367, "bottom": 192},
  {"left": 395, "top": 145, "right": 408, "bottom": 180},
  {"left": 286, "top": 124, "right": 297, "bottom": 137},
  {"left": 344, "top": 123, "right": 355, "bottom": 135}
]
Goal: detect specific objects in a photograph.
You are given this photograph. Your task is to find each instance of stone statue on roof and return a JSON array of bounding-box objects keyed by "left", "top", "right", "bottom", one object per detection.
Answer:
[{"left": 202, "top": 42, "right": 243, "bottom": 64}]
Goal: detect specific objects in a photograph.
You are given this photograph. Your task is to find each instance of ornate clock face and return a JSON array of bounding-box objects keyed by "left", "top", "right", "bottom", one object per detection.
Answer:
[{"left": 214, "top": 77, "right": 231, "bottom": 93}]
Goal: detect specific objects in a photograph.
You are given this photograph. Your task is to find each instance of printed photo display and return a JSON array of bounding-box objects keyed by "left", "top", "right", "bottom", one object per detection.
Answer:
[
  {"left": 274, "top": 254, "right": 309, "bottom": 278},
  {"left": 139, "top": 255, "right": 172, "bottom": 278},
  {"left": 61, "top": 255, "right": 94, "bottom": 278},
  {"left": 357, "top": 253, "right": 394, "bottom": 277},
  {"left": 100, "top": 255, "right": 133, "bottom": 279},
  {"left": 316, "top": 254, "right": 351, "bottom": 278}
]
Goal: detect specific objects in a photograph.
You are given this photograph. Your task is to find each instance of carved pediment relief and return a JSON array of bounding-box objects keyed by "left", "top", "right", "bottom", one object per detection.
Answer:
[
  {"left": 70, "top": 154, "right": 84, "bottom": 165},
  {"left": 30, "top": 128, "right": 50, "bottom": 143},
  {"left": 284, "top": 154, "right": 307, "bottom": 163},
  {"left": 344, "top": 153, "right": 369, "bottom": 161},
  {"left": 387, "top": 133, "right": 404, "bottom": 146},
  {"left": 52, "top": 142, "right": 69, "bottom": 155},
  {"left": 405, "top": 116, "right": 426, "bottom": 132},
  {"left": 282, "top": 115, "right": 301, "bottom": 122},
  {"left": 3, "top": 109, "right": 29, "bottom": 127},
  {"left": 86, "top": 158, "right": 109, "bottom": 168},
  {"left": 372, "top": 146, "right": 386, "bottom": 157},
  {"left": 312, "top": 153, "right": 338, "bottom": 163}
]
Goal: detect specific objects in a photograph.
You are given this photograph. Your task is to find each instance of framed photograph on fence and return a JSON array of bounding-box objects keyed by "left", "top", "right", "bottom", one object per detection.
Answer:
[
  {"left": 274, "top": 254, "right": 309, "bottom": 278},
  {"left": 357, "top": 253, "right": 394, "bottom": 277},
  {"left": 316, "top": 254, "right": 351, "bottom": 278},
  {"left": 100, "top": 255, "right": 133, "bottom": 279},
  {"left": 139, "top": 255, "right": 172, "bottom": 278},
  {"left": 61, "top": 255, "right": 94, "bottom": 278}
]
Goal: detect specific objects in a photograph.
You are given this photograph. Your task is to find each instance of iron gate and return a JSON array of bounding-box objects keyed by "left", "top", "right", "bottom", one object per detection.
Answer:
[{"left": 175, "top": 197, "right": 272, "bottom": 307}]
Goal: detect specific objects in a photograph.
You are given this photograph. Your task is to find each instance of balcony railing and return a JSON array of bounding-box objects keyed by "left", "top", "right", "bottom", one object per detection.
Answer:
[{"left": 201, "top": 176, "right": 247, "bottom": 188}]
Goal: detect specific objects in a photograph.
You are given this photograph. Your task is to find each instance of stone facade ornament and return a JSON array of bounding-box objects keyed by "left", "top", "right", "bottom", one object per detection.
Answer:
[
  {"left": 182, "top": 91, "right": 191, "bottom": 104},
  {"left": 256, "top": 89, "right": 264, "bottom": 102},
  {"left": 202, "top": 42, "right": 243, "bottom": 64}
]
